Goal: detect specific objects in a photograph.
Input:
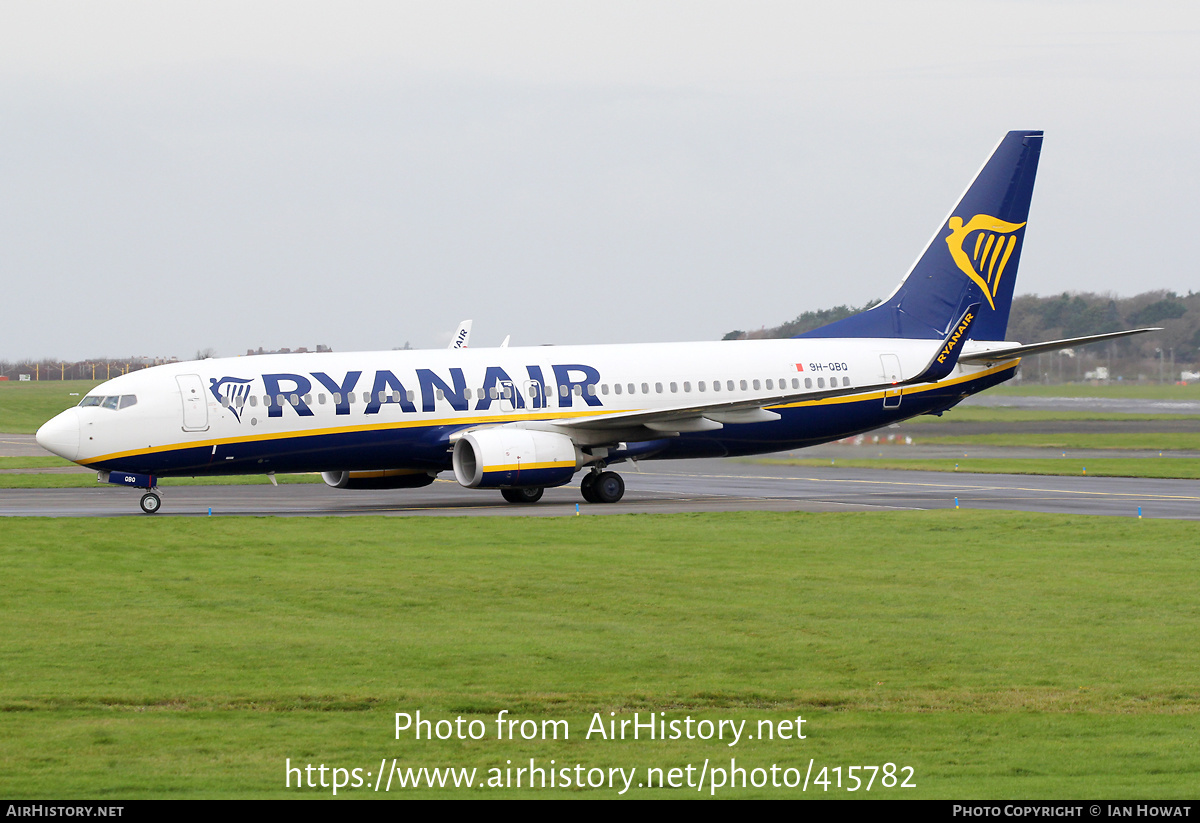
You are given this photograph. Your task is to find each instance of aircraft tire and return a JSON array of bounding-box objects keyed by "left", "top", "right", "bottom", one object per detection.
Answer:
[
  {"left": 501, "top": 487, "right": 544, "bottom": 504},
  {"left": 580, "top": 472, "right": 599, "bottom": 503},
  {"left": 592, "top": 471, "right": 624, "bottom": 504},
  {"left": 139, "top": 492, "right": 162, "bottom": 514}
]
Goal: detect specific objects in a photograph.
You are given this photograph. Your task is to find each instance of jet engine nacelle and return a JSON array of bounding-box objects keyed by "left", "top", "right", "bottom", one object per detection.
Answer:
[
  {"left": 321, "top": 470, "right": 437, "bottom": 490},
  {"left": 452, "top": 428, "right": 580, "bottom": 489}
]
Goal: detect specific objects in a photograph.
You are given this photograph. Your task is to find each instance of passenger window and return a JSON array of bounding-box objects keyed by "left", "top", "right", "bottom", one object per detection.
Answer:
[
  {"left": 740, "top": 380, "right": 748, "bottom": 391},
  {"left": 817, "top": 377, "right": 825, "bottom": 388},
  {"left": 765, "top": 379, "right": 773, "bottom": 390},
  {"left": 363, "top": 392, "right": 371, "bottom": 403},
  {"left": 614, "top": 384, "right": 622, "bottom": 395},
  {"left": 843, "top": 376, "right": 850, "bottom": 387},
  {"left": 249, "top": 395, "right": 258, "bottom": 407},
  {"left": 587, "top": 384, "right": 597, "bottom": 396},
  {"left": 804, "top": 378, "right": 812, "bottom": 389},
  {"left": 792, "top": 378, "right": 799, "bottom": 389},
  {"left": 318, "top": 393, "right": 326, "bottom": 404},
  {"left": 641, "top": 383, "right": 648, "bottom": 394},
  {"left": 683, "top": 382, "right": 691, "bottom": 392},
  {"left": 698, "top": 381, "right": 706, "bottom": 392},
  {"left": 303, "top": 394, "right": 312, "bottom": 404},
  {"left": 347, "top": 393, "right": 355, "bottom": 404},
  {"left": 627, "top": 383, "right": 635, "bottom": 395},
  {"left": 463, "top": 388, "right": 472, "bottom": 400},
  {"left": 713, "top": 380, "right": 721, "bottom": 392},
  {"left": 559, "top": 385, "right": 568, "bottom": 397},
  {"left": 275, "top": 395, "right": 285, "bottom": 407},
  {"left": 655, "top": 382, "right": 663, "bottom": 393},
  {"left": 670, "top": 382, "right": 678, "bottom": 393},
  {"left": 407, "top": 391, "right": 416, "bottom": 403},
  {"left": 79, "top": 396, "right": 102, "bottom": 407},
  {"left": 573, "top": 385, "right": 582, "bottom": 396},
  {"left": 601, "top": 384, "right": 609, "bottom": 395},
  {"left": 437, "top": 389, "right": 446, "bottom": 401},
  {"left": 333, "top": 392, "right": 342, "bottom": 404},
  {"left": 289, "top": 394, "right": 299, "bottom": 406},
  {"left": 727, "top": 380, "right": 734, "bottom": 391}
]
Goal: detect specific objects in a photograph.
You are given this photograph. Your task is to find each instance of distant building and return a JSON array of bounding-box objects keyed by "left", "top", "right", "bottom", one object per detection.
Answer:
[{"left": 245, "top": 344, "right": 332, "bottom": 356}]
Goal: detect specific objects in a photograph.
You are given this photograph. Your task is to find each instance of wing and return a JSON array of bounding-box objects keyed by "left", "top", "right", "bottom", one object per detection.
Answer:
[{"left": 959, "top": 327, "right": 1160, "bottom": 365}]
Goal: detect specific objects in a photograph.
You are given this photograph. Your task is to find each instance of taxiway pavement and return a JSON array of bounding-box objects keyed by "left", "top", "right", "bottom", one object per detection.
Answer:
[{"left": 2, "top": 458, "right": 1196, "bottom": 519}]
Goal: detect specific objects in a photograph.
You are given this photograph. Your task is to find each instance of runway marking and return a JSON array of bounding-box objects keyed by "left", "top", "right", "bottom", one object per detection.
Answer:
[{"left": 637, "top": 470, "right": 1200, "bottom": 501}]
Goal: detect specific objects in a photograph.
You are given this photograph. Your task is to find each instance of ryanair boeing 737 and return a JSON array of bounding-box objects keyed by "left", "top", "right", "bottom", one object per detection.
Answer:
[{"left": 36, "top": 131, "right": 1155, "bottom": 513}]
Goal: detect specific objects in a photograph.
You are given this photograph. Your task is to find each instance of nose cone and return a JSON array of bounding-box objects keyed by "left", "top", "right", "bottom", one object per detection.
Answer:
[{"left": 36, "top": 409, "right": 81, "bottom": 461}]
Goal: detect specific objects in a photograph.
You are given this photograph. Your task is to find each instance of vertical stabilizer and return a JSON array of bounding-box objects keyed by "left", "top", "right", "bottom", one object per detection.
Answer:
[{"left": 799, "top": 130, "right": 1042, "bottom": 342}]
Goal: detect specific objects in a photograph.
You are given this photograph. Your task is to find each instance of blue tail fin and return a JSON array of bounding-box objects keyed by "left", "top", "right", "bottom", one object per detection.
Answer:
[{"left": 799, "top": 130, "right": 1042, "bottom": 342}]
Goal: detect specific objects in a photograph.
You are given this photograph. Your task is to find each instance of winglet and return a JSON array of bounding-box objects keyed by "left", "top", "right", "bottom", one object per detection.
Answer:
[{"left": 910, "top": 303, "right": 979, "bottom": 383}]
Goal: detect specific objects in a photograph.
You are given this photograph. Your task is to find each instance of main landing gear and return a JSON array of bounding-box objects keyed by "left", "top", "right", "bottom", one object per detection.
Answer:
[
  {"left": 501, "top": 487, "right": 544, "bottom": 504},
  {"left": 580, "top": 470, "right": 625, "bottom": 504},
  {"left": 497, "top": 469, "right": 626, "bottom": 505}
]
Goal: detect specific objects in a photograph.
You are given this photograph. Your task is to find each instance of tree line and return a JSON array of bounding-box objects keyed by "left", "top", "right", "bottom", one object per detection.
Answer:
[{"left": 723, "top": 290, "right": 1200, "bottom": 382}]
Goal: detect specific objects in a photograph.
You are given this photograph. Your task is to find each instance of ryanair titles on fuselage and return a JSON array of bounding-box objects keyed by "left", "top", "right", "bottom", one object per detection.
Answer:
[{"left": 214, "top": 363, "right": 604, "bottom": 421}]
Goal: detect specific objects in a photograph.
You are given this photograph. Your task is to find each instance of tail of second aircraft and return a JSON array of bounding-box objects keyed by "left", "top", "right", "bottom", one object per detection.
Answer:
[{"left": 799, "top": 130, "right": 1043, "bottom": 343}]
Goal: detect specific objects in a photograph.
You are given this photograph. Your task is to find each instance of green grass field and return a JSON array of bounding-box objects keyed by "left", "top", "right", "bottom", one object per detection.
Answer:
[
  {"left": 753, "top": 457, "right": 1200, "bottom": 479},
  {"left": 2, "top": 513, "right": 1198, "bottom": 798},
  {"left": 904, "top": 407, "right": 1199, "bottom": 424},
  {"left": 0, "top": 471, "right": 323, "bottom": 489},
  {"left": 986, "top": 383, "right": 1200, "bottom": 400},
  {"left": 909, "top": 432, "right": 1200, "bottom": 451},
  {"left": 0, "top": 456, "right": 78, "bottom": 469},
  {"left": 0, "top": 380, "right": 101, "bottom": 433}
]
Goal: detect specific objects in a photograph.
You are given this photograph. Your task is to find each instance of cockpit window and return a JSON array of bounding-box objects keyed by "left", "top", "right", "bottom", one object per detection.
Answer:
[{"left": 81, "top": 395, "right": 139, "bottom": 410}]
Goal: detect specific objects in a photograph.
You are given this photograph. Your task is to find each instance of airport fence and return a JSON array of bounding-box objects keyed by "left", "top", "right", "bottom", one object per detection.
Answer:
[{"left": 0, "top": 359, "right": 165, "bottom": 382}]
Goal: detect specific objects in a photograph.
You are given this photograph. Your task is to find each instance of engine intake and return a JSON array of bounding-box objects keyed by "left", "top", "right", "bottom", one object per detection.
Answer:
[{"left": 452, "top": 428, "right": 580, "bottom": 489}]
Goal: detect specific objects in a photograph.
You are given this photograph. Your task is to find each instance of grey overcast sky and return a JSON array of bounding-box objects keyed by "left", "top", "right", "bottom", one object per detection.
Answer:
[{"left": 1, "top": 1, "right": 1197, "bottom": 359}]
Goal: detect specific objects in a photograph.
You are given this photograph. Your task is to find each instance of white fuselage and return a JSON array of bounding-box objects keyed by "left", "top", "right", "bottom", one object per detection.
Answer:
[{"left": 37, "top": 337, "right": 1015, "bottom": 480}]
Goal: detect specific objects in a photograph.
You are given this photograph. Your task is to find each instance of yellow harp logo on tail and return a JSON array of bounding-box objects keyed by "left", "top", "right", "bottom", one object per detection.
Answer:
[{"left": 945, "top": 214, "right": 1026, "bottom": 310}]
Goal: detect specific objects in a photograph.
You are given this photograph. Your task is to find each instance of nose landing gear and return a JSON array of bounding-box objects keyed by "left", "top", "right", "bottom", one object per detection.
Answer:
[{"left": 99, "top": 471, "right": 164, "bottom": 514}]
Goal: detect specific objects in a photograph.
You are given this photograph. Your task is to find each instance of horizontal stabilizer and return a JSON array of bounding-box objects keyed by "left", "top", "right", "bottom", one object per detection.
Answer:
[{"left": 960, "top": 328, "right": 1160, "bottom": 365}]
